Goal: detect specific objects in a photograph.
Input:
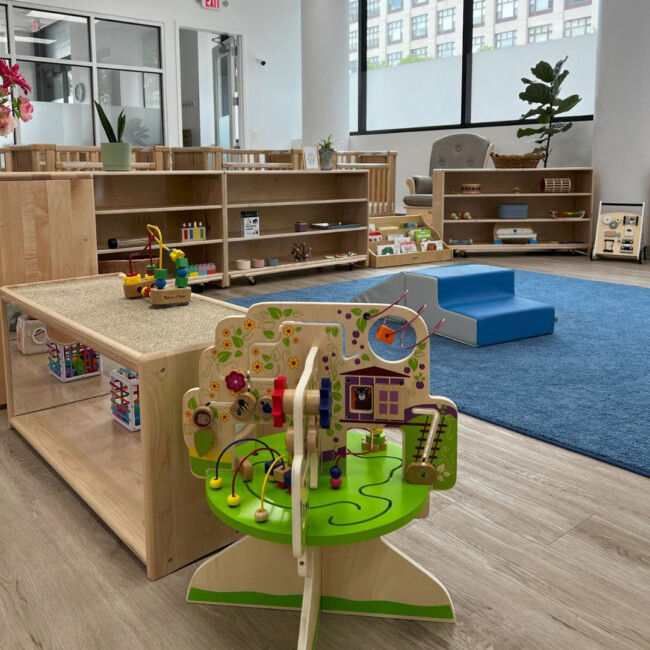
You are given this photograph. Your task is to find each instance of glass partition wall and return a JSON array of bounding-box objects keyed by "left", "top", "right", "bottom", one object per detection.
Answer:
[{"left": 0, "top": 3, "right": 164, "bottom": 145}]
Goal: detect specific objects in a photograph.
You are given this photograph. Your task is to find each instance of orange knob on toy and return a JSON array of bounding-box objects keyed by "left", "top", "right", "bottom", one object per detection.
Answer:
[
  {"left": 376, "top": 324, "right": 396, "bottom": 344},
  {"left": 271, "top": 375, "right": 287, "bottom": 428}
]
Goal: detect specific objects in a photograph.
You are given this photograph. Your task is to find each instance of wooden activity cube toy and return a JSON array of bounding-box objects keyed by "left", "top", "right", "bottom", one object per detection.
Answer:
[{"left": 183, "top": 300, "right": 458, "bottom": 648}]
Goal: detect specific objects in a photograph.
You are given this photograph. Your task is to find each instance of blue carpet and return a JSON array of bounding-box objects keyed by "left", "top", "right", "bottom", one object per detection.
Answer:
[{"left": 229, "top": 269, "right": 650, "bottom": 477}]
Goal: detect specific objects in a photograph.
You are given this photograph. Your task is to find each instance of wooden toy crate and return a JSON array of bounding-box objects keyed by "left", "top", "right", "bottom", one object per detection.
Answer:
[{"left": 368, "top": 215, "right": 452, "bottom": 268}]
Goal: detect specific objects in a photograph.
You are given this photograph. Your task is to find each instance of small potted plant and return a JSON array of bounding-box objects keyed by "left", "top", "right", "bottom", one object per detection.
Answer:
[
  {"left": 318, "top": 134, "right": 335, "bottom": 171},
  {"left": 93, "top": 100, "right": 131, "bottom": 171},
  {"left": 0, "top": 60, "right": 34, "bottom": 136}
]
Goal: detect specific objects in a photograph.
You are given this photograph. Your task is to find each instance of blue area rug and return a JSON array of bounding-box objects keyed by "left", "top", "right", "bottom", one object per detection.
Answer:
[{"left": 230, "top": 269, "right": 650, "bottom": 477}]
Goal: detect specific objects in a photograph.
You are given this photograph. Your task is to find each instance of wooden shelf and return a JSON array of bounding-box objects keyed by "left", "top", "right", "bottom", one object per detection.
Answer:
[
  {"left": 228, "top": 198, "right": 367, "bottom": 209},
  {"left": 444, "top": 218, "right": 589, "bottom": 223},
  {"left": 10, "top": 395, "right": 147, "bottom": 562},
  {"left": 96, "top": 204, "right": 222, "bottom": 215},
  {"left": 449, "top": 242, "right": 589, "bottom": 251},
  {"left": 187, "top": 273, "right": 223, "bottom": 285},
  {"left": 97, "top": 238, "right": 223, "bottom": 255},
  {"left": 228, "top": 253, "right": 367, "bottom": 278},
  {"left": 444, "top": 193, "right": 591, "bottom": 198},
  {"left": 228, "top": 227, "right": 367, "bottom": 242}
]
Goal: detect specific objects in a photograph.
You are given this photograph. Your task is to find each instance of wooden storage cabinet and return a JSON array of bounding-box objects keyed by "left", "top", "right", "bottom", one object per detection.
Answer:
[
  {"left": 432, "top": 168, "right": 594, "bottom": 255},
  {"left": 94, "top": 171, "right": 226, "bottom": 287}
]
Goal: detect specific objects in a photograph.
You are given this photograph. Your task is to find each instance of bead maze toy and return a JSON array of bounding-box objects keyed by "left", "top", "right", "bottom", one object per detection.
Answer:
[
  {"left": 121, "top": 225, "right": 192, "bottom": 306},
  {"left": 110, "top": 368, "right": 141, "bottom": 431},
  {"left": 47, "top": 340, "right": 102, "bottom": 382},
  {"left": 182, "top": 298, "right": 458, "bottom": 649}
]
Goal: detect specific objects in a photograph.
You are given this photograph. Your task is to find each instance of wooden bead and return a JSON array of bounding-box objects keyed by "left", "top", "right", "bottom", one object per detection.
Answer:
[
  {"left": 254, "top": 508, "right": 269, "bottom": 522},
  {"left": 192, "top": 406, "right": 213, "bottom": 428},
  {"left": 230, "top": 392, "right": 257, "bottom": 421},
  {"left": 226, "top": 493, "right": 241, "bottom": 507},
  {"left": 241, "top": 459, "right": 254, "bottom": 482},
  {"left": 209, "top": 476, "right": 223, "bottom": 490}
]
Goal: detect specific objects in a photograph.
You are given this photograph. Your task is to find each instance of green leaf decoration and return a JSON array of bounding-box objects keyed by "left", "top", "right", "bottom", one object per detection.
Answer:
[
  {"left": 93, "top": 100, "right": 117, "bottom": 143},
  {"left": 408, "top": 357, "right": 418, "bottom": 372},
  {"left": 283, "top": 337, "right": 290, "bottom": 347},
  {"left": 263, "top": 330, "right": 275, "bottom": 339},
  {"left": 295, "top": 326, "right": 302, "bottom": 333},
  {"left": 333, "top": 404, "right": 342, "bottom": 413},
  {"left": 418, "top": 342, "right": 427, "bottom": 351},
  {"left": 351, "top": 308, "right": 362, "bottom": 316},
  {"left": 356, "top": 317, "right": 367, "bottom": 334},
  {"left": 194, "top": 429, "right": 214, "bottom": 457},
  {"left": 283, "top": 309, "right": 293, "bottom": 317},
  {"left": 252, "top": 389, "right": 260, "bottom": 399},
  {"left": 268, "top": 307, "right": 282, "bottom": 320},
  {"left": 217, "top": 351, "right": 232, "bottom": 363},
  {"left": 234, "top": 350, "right": 243, "bottom": 358},
  {"left": 361, "top": 353, "right": 370, "bottom": 361},
  {"left": 232, "top": 336, "right": 244, "bottom": 348},
  {"left": 262, "top": 354, "right": 270, "bottom": 361},
  {"left": 210, "top": 406, "right": 219, "bottom": 418},
  {"left": 333, "top": 380, "right": 341, "bottom": 391},
  {"left": 188, "top": 396, "right": 198, "bottom": 410},
  {"left": 331, "top": 392, "right": 341, "bottom": 401},
  {"left": 236, "top": 327, "right": 242, "bottom": 335},
  {"left": 331, "top": 327, "right": 339, "bottom": 337},
  {"left": 334, "top": 422, "right": 343, "bottom": 431},
  {"left": 265, "top": 363, "right": 274, "bottom": 369},
  {"left": 325, "top": 326, "right": 331, "bottom": 334}
]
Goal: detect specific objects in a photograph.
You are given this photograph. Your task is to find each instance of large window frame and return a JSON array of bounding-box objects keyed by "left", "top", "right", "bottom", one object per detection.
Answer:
[
  {"left": 352, "top": 0, "right": 594, "bottom": 135},
  {"left": 0, "top": 1, "right": 165, "bottom": 145}
]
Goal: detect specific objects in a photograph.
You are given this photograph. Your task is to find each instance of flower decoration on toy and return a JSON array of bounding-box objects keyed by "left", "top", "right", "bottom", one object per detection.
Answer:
[{"left": 225, "top": 370, "right": 246, "bottom": 394}]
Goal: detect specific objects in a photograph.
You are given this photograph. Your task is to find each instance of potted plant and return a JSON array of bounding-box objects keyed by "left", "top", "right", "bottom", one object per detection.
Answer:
[
  {"left": 0, "top": 60, "right": 34, "bottom": 136},
  {"left": 93, "top": 100, "right": 131, "bottom": 171},
  {"left": 516, "top": 56, "right": 582, "bottom": 168},
  {"left": 318, "top": 134, "right": 335, "bottom": 171}
]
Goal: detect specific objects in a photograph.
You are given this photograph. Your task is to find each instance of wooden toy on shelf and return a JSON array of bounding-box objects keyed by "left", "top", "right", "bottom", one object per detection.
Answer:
[
  {"left": 591, "top": 201, "right": 646, "bottom": 264},
  {"left": 290, "top": 242, "right": 312, "bottom": 262},
  {"left": 122, "top": 225, "right": 192, "bottom": 306},
  {"left": 181, "top": 222, "right": 206, "bottom": 242},
  {"left": 182, "top": 296, "right": 458, "bottom": 649},
  {"left": 110, "top": 367, "right": 141, "bottom": 431},
  {"left": 16, "top": 315, "right": 48, "bottom": 355}
]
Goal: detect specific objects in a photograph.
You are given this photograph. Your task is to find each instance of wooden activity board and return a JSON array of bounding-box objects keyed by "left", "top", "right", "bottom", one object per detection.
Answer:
[{"left": 182, "top": 301, "right": 458, "bottom": 648}]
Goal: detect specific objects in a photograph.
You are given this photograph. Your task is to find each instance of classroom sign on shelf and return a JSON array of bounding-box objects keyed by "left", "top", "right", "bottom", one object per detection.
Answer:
[{"left": 202, "top": 0, "right": 220, "bottom": 9}]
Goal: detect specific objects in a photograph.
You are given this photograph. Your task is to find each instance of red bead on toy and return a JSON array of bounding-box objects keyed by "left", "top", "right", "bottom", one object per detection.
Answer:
[{"left": 330, "top": 477, "right": 342, "bottom": 489}]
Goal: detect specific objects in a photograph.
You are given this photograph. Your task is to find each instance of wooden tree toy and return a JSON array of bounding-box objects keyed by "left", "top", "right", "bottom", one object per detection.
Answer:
[
  {"left": 182, "top": 297, "right": 458, "bottom": 649},
  {"left": 122, "top": 224, "right": 192, "bottom": 306}
]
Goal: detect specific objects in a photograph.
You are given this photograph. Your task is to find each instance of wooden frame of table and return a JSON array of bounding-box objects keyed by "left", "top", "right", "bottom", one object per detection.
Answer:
[{"left": 1, "top": 276, "right": 246, "bottom": 579}]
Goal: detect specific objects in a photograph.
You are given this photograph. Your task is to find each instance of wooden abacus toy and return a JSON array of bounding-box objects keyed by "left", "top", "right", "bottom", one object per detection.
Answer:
[
  {"left": 182, "top": 296, "right": 458, "bottom": 649},
  {"left": 121, "top": 224, "right": 192, "bottom": 306}
]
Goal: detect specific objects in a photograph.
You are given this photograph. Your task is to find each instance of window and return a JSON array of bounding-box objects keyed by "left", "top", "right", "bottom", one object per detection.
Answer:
[
  {"left": 387, "top": 52, "right": 402, "bottom": 66},
  {"left": 367, "top": 56, "right": 380, "bottom": 64},
  {"left": 350, "top": 30, "right": 358, "bottom": 51},
  {"left": 565, "top": 0, "right": 591, "bottom": 7},
  {"left": 496, "top": 0, "right": 517, "bottom": 21},
  {"left": 368, "top": 0, "right": 381, "bottom": 17},
  {"left": 411, "top": 14, "right": 428, "bottom": 39},
  {"left": 350, "top": 60, "right": 359, "bottom": 73},
  {"left": 367, "top": 25, "right": 380, "bottom": 48},
  {"left": 472, "top": 35, "right": 486, "bottom": 52},
  {"left": 412, "top": 0, "right": 428, "bottom": 6},
  {"left": 473, "top": 1, "right": 486, "bottom": 26},
  {"left": 437, "top": 42, "right": 455, "bottom": 58},
  {"left": 564, "top": 17, "right": 591, "bottom": 36},
  {"left": 350, "top": 1, "right": 359, "bottom": 22},
  {"left": 495, "top": 30, "right": 517, "bottom": 47},
  {"left": 388, "top": 0, "right": 404, "bottom": 12},
  {"left": 528, "top": 24, "right": 552, "bottom": 42},
  {"left": 529, "top": 0, "right": 552, "bottom": 14},
  {"left": 387, "top": 20, "right": 403, "bottom": 44},
  {"left": 5, "top": 8, "right": 164, "bottom": 146},
  {"left": 411, "top": 47, "right": 428, "bottom": 58},
  {"left": 437, "top": 8, "right": 455, "bottom": 34}
]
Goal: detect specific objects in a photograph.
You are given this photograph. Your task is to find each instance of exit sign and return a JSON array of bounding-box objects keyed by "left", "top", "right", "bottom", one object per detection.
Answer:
[{"left": 202, "top": 0, "right": 220, "bottom": 8}]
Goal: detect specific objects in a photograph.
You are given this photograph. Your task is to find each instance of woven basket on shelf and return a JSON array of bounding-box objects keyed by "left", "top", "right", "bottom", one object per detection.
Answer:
[
  {"left": 490, "top": 152, "right": 544, "bottom": 169},
  {"left": 98, "top": 258, "right": 151, "bottom": 275}
]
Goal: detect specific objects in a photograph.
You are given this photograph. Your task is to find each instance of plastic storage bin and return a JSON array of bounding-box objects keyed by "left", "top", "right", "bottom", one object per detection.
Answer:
[{"left": 498, "top": 204, "right": 528, "bottom": 219}]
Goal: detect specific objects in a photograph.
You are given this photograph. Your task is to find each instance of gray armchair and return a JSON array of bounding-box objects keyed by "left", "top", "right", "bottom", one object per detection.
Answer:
[{"left": 404, "top": 133, "right": 494, "bottom": 216}]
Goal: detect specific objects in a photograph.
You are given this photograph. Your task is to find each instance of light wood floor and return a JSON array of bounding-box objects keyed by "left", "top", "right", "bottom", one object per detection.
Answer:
[{"left": 1, "top": 254, "right": 649, "bottom": 650}]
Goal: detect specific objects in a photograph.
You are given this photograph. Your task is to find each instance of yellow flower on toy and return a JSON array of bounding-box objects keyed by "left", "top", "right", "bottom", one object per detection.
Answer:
[
  {"left": 220, "top": 412, "right": 230, "bottom": 422},
  {"left": 265, "top": 386, "right": 273, "bottom": 395},
  {"left": 184, "top": 410, "right": 192, "bottom": 418},
  {"left": 252, "top": 361, "right": 263, "bottom": 373},
  {"left": 210, "top": 381, "right": 219, "bottom": 390},
  {"left": 222, "top": 340, "right": 232, "bottom": 349},
  {"left": 209, "top": 392, "right": 215, "bottom": 399},
  {"left": 251, "top": 347, "right": 260, "bottom": 356},
  {"left": 244, "top": 319, "right": 255, "bottom": 331},
  {"left": 288, "top": 357, "right": 300, "bottom": 369},
  {"left": 210, "top": 348, "right": 218, "bottom": 356},
  {"left": 283, "top": 325, "right": 294, "bottom": 337},
  {"left": 222, "top": 328, "right": 231, "bottom": 337},
  {"left": 292, "top": 337, "right": 300, "bottom": 344}
]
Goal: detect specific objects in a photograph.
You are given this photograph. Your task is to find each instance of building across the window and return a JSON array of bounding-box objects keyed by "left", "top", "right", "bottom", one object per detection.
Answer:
[
  {"left": 437, "top": 8, "right": 455, "bottom": 34},
  {"left": 367, "top": 24, "right": 380, "bottom": 48},
  {"left": 368, "top": 0, "right": 381, "bottom": 17},
  {"left": 411, "top": 46, "right": 428, "bottom": 58},
  {"left": 411, "top": 14, "right": 428, "bottom": 39},
  {"left": 437, "top": 42, "right": 454, "bottom": 58},
  {"left": 412, "top": 0, "right": 428, "bottom": 6},
  {"left": 495, "top": 29, "right": 517, "bottom": 47},
  {"left": 564, "top": 16, "right": 591, "bottom": 36},
  {"left": 350, "top": 1, "right": 359, "bottom": 22},
  {"left": 474, "top": 0, "right": 486, "bottom": 26},
  {"left": 388, "top": 0, "right": 404, "bottom": 12},
  {"left": 529, "top": 0, "right": 553, "bottom": 14},
  {"left": 387, "top": 51, "right": 402, "bottom": 65},
  {"left": 350, "top": 30, "right": 358, "bottom": 51},
  {"left": 388, "top": 20, "right": 403, "bottom": 44},
  {"left": 528, "top": 24, "right": 552, "bottom": 42},
  {"left": 565, "top": 0, "right": 592, "bottom": 8},
  {"left": 472, "top": 35, "right": 486, "bottom": 52},
  {"left": 496, "top": 0, "right": 518, "bottom": 21}
]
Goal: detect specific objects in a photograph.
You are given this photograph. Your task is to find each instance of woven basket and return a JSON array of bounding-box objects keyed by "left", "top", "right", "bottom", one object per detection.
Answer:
[
  {"left": 98, "top": 258, "right": 151, "bottom": 275},
  {"left": 491, "top": 152, "right": 544, "bottom": 169}
]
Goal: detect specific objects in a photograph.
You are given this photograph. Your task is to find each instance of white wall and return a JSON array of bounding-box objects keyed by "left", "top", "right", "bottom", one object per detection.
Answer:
[
  {"left": 351, "top": 121, "right": 593, "bottom": 209},
  {"left": 48, "top": 0, "right": 302, "bottom": 148},
  {"left": 592, "top": 0, "right": 650, "bottom": 243},
  {"left": 179, "top": 29, "right": 201, "bottom": 146}
]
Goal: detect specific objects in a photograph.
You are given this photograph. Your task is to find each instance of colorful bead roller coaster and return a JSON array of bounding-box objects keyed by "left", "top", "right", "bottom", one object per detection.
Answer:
[
  {"left": 121, "top": 224, "right": 192, "bottom": 306},
  {"left": 182, "top": 296, "right": 458, "bottom": 649}
]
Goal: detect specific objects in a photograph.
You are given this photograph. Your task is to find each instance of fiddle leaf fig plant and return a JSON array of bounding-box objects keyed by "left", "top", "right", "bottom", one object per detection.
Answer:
[{"left": 516, "top": 56, "right": 581, "bottom": 168}]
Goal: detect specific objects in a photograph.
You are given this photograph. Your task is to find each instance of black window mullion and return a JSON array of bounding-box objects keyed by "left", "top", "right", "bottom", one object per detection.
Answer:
[
  {"left": 358, "top": 0, "right": 368, "bottom": 133},
  {"left": 461, "top": 0, "right": 473, "bottom": 125}
]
